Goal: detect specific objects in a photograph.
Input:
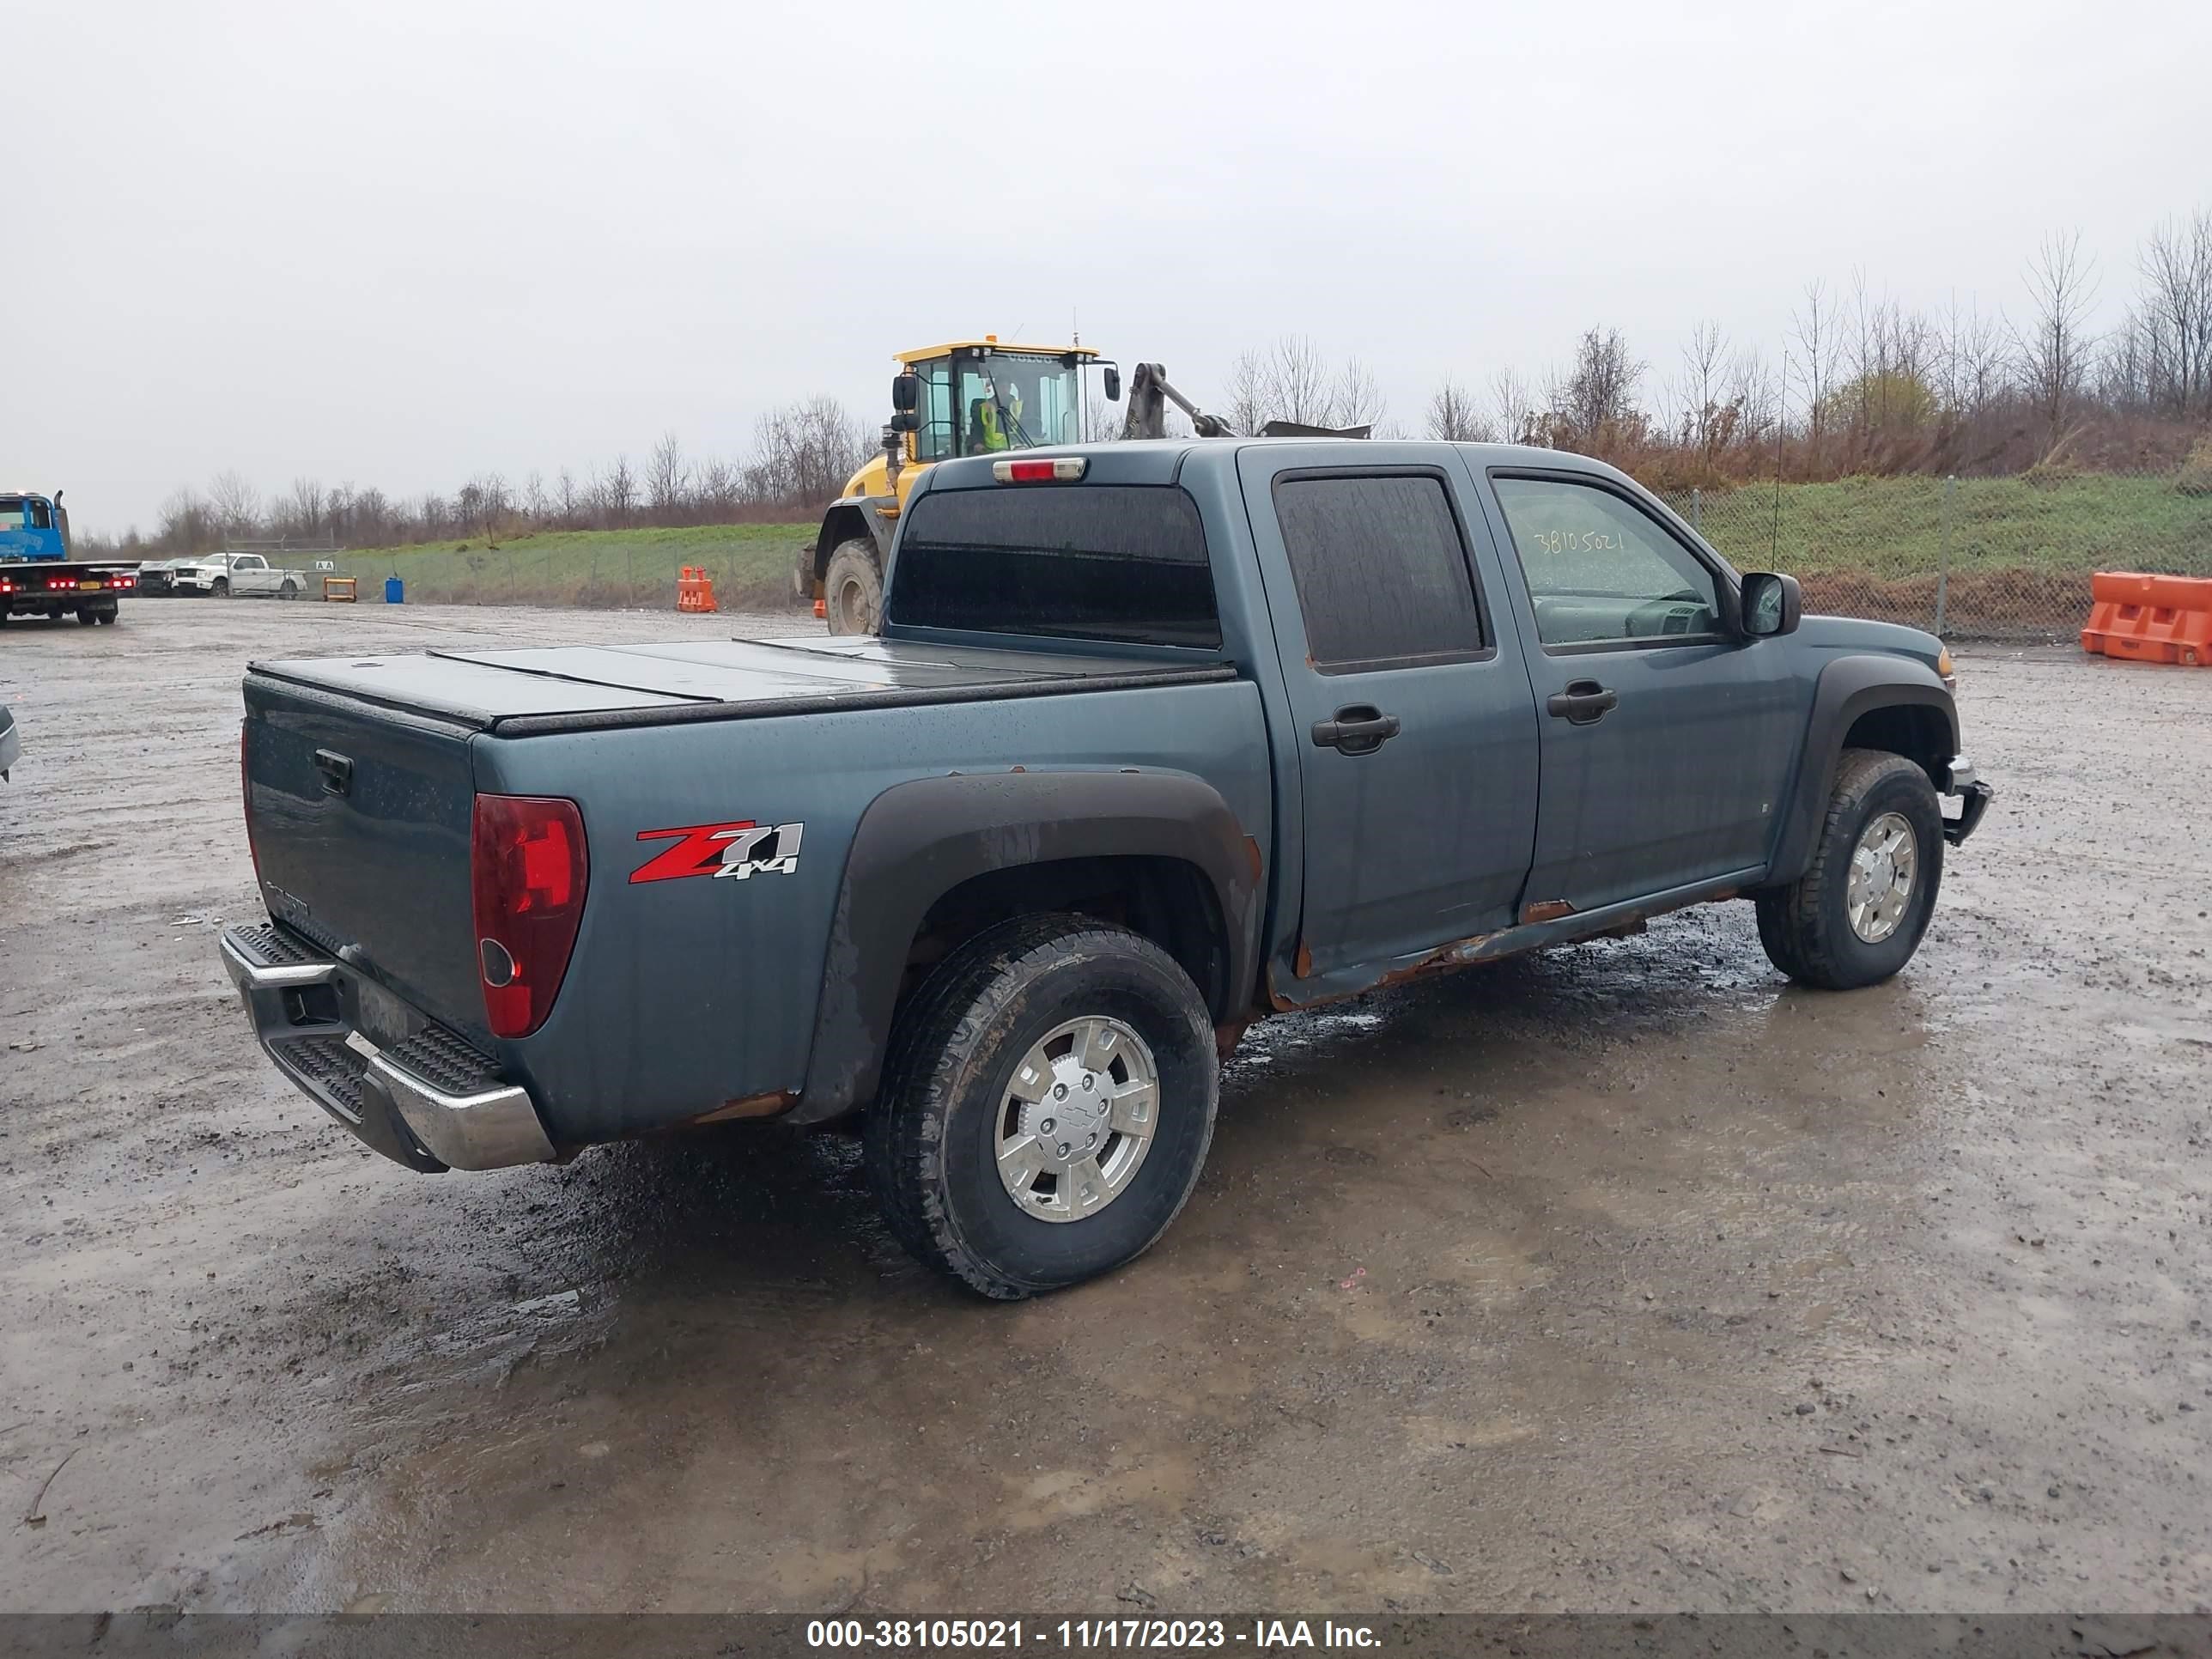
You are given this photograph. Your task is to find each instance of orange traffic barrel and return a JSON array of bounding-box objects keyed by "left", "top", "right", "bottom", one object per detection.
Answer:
[{"left": 2081, "top": 571, "right": 2212, "bottom": 666}]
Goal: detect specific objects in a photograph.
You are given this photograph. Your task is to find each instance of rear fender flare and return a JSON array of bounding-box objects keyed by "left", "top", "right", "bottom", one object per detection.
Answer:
[
  {"left": 795, "top": 770, "right": 1262, "bottom": 1122},
  {"left": 1765, "top": 655, "right": 1959, "bottom": 886}
]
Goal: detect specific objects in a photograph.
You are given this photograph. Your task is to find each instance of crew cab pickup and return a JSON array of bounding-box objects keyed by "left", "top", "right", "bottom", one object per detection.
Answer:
[
  {"left": 173, "top": 552, "right": 307, "bottom": 599},
  {"left": 223, "top": 441, "right": 1992, "bottom": 1297}
]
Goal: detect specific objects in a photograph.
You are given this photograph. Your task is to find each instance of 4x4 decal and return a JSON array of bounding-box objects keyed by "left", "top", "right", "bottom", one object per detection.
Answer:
[{"left": 630, "top": 819, "right": 805, "bottom": 884}]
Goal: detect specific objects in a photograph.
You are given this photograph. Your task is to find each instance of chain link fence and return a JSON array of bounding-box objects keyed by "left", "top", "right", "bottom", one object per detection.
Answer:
[{"left": 1657, "top": 468, "right": 2212, "bottom": 641}]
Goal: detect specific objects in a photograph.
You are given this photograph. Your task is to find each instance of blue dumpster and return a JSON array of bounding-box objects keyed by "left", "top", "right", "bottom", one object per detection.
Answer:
[{"left": 385, "top": 576, "right": 404, "bottom": 605}]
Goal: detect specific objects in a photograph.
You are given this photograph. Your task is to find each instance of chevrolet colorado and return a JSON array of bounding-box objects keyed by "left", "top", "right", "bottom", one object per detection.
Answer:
[{"left": 222, "top": 441, "right": 1991, "bottom": 1297}]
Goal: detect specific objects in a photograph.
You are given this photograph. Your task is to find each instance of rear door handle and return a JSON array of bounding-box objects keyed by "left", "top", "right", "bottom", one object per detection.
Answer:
[
  {"left": 1310, "top": 705, "right": 1401, "bottom": 755},
  {"left": 1546, "top": 680, "right": 1618, "bottom": 725}
]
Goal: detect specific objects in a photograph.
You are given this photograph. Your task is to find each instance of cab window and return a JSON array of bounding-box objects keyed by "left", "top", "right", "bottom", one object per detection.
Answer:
[
  {"left": 0, "top": 497, "right": 22, "bottom": 530},
  {"left": 914, "top": 360, "right": 955, "bottom": 463},
  {"left": 26, "top": 498, "right": 52, "bottom": 531},
  {"left": 1492, "top": 476, "right": 1721, "bottom": 647}
]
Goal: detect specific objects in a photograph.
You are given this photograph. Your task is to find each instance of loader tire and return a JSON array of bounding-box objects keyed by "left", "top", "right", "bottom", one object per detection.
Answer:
[{"left": 822, "top": 540, "right": 883, "bottom": 635}]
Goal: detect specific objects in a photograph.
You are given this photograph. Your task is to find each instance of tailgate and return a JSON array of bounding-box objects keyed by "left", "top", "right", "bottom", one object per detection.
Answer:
[{"left": 242, "top": 676, "right": 485, "bottom": 1038}]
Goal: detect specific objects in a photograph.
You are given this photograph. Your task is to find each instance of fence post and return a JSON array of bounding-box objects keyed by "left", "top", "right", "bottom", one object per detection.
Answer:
[
  {"left": 1934, "top": 474, "right": 1955, "bottom": 637},
  {"left": 1691, "top": 487, "right": 1702, "bottom": 532}
]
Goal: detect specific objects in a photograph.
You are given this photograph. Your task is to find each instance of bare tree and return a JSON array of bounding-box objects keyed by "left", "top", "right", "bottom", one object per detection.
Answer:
[
  {"left": 597, "top": 455, "right": 638, "bottom": 526},
  {"left": 2137, "top": 210, "right": 2212, "bottom": 417},
  {"left": 2015, "top": 230, "right": 2100, "bottom": 448},
  {"left": 1333, "top": 357, "right": 1386, "bottom": 429},
  {"left": 522, "top": 470, "right": 549, "bottom": 526},
  {"left": 555, "top": 468, "right": 581, "bottom": 529},
  {"left": 1425, "top": 380, "right": 1493, "bottom": 441},
  {"left": 1547, "top": 328, "right": 1644, "bottom": 450},
  {"left": 1673, "top": 321, "right": 1729, "bottom": 463},
  {"left": 646, "top": 431, "right": 691, "bottom": 519},
  {"left": 1790, "top": 279, "right": 1840, "bottom": 467},
  {"left": 207, "top": 470, "right": 261, "bottom": 540},
  {"left": 283, "top": 477, "right": 327, "bottom": 541},
  {"left": 1491, "top": 367, "right": 1539, "bottom": 444}
]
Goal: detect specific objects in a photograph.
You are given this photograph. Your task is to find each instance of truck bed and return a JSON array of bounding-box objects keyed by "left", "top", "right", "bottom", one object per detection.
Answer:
[{"left": 247, "top": 635, "right": 1237, "bottom": 734}]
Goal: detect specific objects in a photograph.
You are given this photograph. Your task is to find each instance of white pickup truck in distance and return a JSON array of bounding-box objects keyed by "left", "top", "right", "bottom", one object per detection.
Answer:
[{"left": 171, "top": 553, "right": 308, "bottom": 599}]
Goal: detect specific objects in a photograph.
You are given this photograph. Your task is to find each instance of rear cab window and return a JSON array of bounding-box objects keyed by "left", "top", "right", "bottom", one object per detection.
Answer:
[{"left": 888, "top": 483, "right": 1220, "bottom": 647}]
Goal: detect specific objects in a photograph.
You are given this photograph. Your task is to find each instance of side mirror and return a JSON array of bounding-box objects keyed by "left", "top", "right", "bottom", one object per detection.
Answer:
[
  {"left": 1740, "top": 571, "right": 1802, "bottom": 638},
  {"left": 891, "top": 372, "right": 920, "bottom": 414},
  {"left": 1102, "top": 365, "right": 1121, "bottom": 403},
  {"left": 888, "top": 410, "right": 920, "bottom": 434}
]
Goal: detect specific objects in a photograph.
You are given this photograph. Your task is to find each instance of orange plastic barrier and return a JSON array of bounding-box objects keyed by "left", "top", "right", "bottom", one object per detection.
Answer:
[
  {"left": 676, "top": 566, "right": 719, "bottom": 614},
  {"left": 2081, "top": 571, "right": 2212, "bottom": 666}
]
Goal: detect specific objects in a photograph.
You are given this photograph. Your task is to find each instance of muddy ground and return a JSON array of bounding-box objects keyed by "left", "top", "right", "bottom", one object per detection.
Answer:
[{"left": 1, "top": 599, "right": 2207, "bottom": 1616}]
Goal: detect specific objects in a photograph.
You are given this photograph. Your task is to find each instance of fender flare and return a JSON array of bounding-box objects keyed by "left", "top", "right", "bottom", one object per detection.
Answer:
[
  {"left": 811, "top": 500, "right": 894, "bottom": 585},
  {"left": 1764, "top": 655, "right": 1959, "bottom": 886},
  {"left": 793, "top": 770, "right": 1263, "bottom": 1122}
]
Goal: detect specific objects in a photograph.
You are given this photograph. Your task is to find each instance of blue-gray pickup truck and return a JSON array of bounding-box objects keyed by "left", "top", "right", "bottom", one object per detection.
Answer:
[{"left": 223, "top": 440, "right": 1992, "bottom": 1297}]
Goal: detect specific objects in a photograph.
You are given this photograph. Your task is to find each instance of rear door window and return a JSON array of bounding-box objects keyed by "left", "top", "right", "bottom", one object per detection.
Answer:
[
  {"left": 1272, "top": 472, "right": 1486, "bottom": 672},
  {"left": 889, "top": 483, "right": 1219, "bottom": 647}
]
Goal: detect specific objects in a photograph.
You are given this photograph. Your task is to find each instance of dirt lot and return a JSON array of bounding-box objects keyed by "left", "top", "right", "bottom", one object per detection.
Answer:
[{"left": 2, "top": 599, "right": 2208, "bottom": 1616}]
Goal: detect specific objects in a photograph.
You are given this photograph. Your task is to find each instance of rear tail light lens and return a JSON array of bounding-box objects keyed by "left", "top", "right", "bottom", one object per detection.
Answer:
[
  {"left": 471, "top": 794, "right": 588, "bottom": 1038},
  {"left": 240, "top": 722, "right": 262, "bottom": 884}
]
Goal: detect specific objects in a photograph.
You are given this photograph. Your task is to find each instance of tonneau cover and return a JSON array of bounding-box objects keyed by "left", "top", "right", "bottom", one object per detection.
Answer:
[{"left": 247, "top": 635, "right": 1233, "bottom": 734}]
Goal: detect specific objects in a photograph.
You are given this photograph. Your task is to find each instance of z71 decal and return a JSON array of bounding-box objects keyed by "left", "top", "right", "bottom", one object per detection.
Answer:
[{"left": 630, "top": 818, "right": 805, "bottom": 884}]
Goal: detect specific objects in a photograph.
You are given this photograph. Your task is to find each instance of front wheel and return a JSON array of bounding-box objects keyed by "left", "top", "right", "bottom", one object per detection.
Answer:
[
  {"left": 821, "top": 539, "right": 883, "bottom": 635},
  {"left": 210, "top": 577, "right": 229, "bottom": 599},
  {"left": 1756, "top": 749, "right": 1944, "bottom": 990},
  {"left": 866, "top": 915, "right": 1219, "bottom": 1299}
]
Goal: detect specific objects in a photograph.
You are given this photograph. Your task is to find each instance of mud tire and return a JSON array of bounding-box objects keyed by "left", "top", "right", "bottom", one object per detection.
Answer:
[
  {"left": 866, "top": 915, "right": 1218, "bottom": 1300},
  {"left": 1756, "top": 748, "right": 1943, "bottom": 990},
  {"left": 822, "top": 539, "right": 883, "bottom": 635}
]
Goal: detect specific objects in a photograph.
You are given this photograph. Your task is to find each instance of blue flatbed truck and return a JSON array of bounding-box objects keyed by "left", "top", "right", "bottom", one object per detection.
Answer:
[{"left": 0, "top": 490, "right": 139, "bottom": 625}]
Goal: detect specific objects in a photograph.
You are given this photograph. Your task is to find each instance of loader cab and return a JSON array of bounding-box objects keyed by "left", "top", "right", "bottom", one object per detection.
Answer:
[{"left": 900, "top": 343, "right": 1099, "bottom": 462}]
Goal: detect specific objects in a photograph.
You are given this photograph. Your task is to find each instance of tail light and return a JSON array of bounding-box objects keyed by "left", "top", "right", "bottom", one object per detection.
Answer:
[
  {"left": 240, "top": 722, "right": 262, "bottom": 884},
  {"left": 471, "top": 794, "right": 588, "bottom": 1038}
]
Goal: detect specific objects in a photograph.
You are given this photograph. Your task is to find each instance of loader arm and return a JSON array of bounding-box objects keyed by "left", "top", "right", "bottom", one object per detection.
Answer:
[{"left": 1120, "top": 362, "right": 1237, "bottom": 441}]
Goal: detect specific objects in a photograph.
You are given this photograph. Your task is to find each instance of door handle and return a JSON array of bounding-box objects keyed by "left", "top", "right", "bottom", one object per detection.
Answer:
[
  {"left": 1546, "top": 680, "right": 1618, "bottom": 725},
  {"left": 1310, "top": 705, "right": 1401, "bottom": 755}
]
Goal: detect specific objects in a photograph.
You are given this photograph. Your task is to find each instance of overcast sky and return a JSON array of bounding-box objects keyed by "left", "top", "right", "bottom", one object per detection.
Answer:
[{"left": 10, "top": 0, "right": 2209, "bottom": 537}]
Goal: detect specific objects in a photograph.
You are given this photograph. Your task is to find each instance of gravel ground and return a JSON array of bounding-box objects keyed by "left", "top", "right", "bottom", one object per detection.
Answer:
[{"left": 1, "top": 599, "right": 2207, "bottom": 1615}]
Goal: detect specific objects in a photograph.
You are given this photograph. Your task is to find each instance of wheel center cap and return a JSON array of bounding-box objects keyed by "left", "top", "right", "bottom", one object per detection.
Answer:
[{"left": 1023, "top": 1056, "right": 1110, "bottom": 1169}]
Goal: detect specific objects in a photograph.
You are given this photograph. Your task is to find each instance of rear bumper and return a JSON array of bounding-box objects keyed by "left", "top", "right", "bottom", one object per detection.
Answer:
[
  {"left": 220, "top": 923, "right": 556, "bottom": 1173},
  {"left": 1942, "top": 755, "right": 1994, "bottom": 847}
]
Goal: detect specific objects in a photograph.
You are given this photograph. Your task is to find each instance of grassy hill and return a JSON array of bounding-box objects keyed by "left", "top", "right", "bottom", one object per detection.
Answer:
[
  {"left": 1665, "top": 471, "right": 2211, "bottom": 579},
  {"left": 328, "top": 522, "right": 814, "bottom": 611}
]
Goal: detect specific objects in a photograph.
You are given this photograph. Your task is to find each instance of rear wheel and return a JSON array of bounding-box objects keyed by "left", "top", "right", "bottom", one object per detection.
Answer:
[
  {"left": 1756, "top": 749, "right": 1944, "bottom": 989},
  {"left": 281, "top": 579, "right": 301, "bottom": 599},
  {"left": 866, "top": 915, "right": 1219, "bottom": 1299},
  {"left": 822, "top": 539, "right": 882, "bottom": 635},
  {"left": 76, "top": 609, "right": 98, "bottom": 626},
  {"left": 95, "top": 610, "right": 118, "bottom": 625}
]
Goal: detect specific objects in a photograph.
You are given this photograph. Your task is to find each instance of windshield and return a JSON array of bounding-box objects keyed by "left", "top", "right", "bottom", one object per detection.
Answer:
[{"left": 956, "top": 351, "right": 1083, "bottom": 453}]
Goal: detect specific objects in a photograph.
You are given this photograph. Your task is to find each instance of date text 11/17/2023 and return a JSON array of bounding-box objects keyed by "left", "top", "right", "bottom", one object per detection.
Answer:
[{"left": 805, "top": 1619, "right": 1382, "bottom": 1650}]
